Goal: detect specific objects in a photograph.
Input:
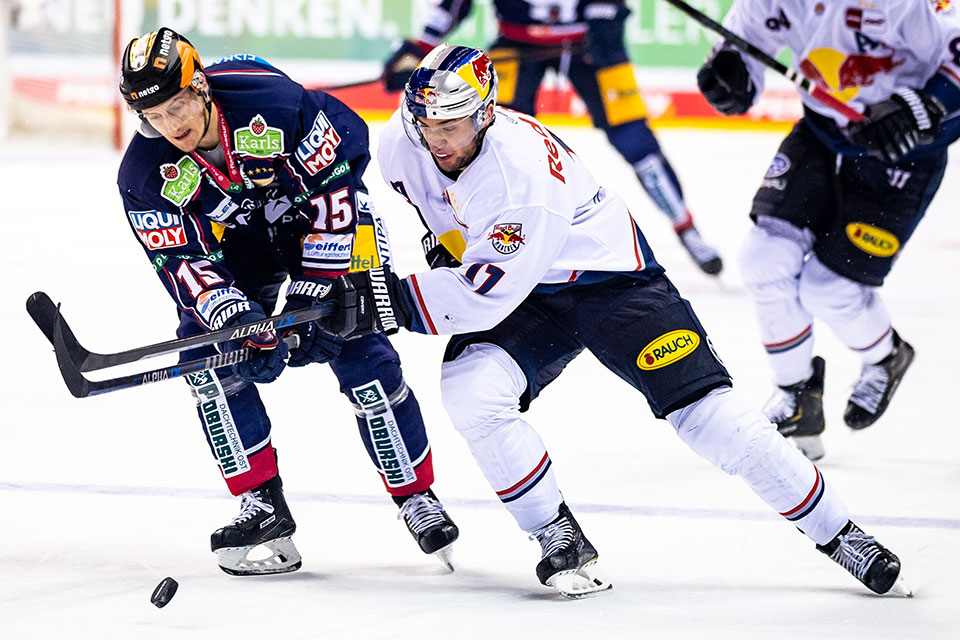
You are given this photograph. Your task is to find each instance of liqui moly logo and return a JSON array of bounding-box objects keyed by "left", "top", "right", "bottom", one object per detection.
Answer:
[
  {"left": 296, "top": 110, "right": 341, "bottom": 175},
  {"left": 128, "top": 210, "right": 188, "bottom": 250}
]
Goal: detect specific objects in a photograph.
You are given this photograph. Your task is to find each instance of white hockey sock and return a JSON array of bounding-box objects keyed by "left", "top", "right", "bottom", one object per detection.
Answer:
[
  {"left": 668, "top": 387, "right": 849, "bottom": 545},
  {"left": 798, "top": 256, "right": 894, "bottom": 365},
  {"left": 740, "top": 218, "right": 817, "bottom": 386},
  {"left": 441, "top": 343, "right": 562, "bottom": 532}
]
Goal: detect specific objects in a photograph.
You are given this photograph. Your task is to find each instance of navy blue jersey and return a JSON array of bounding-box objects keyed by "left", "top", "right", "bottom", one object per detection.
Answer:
[
  {"left": 422, "top": 0, "right": 606, "bottom": 40},
  {"left": 118, "top": 57, "right": 372, "bottom": 330}
]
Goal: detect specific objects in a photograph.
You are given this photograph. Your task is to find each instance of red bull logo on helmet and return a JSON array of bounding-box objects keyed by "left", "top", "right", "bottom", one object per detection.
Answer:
[
  {"left": 488, "top": 223, "right": 525, "bottom": 254},
  {"left": 456, "top": 51, "right": 494, "bottom": 99}
]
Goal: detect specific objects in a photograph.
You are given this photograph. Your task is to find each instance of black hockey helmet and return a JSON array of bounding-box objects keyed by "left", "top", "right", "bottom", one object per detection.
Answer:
[{"left": 119, "top": 27, "right": 204, "bottom": 112}]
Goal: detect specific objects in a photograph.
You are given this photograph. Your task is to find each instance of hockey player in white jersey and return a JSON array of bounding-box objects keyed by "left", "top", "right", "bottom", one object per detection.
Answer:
[
  {"left": 317, "top": 44, "right": 910, "bottom": 599},
  {"left": 697, "top": 0, "right": 960, "bottom": 460}
]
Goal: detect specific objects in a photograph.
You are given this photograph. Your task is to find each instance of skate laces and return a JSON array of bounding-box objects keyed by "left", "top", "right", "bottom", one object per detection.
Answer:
[
  {"left": 849, "top": 362, "right": 889, "bottom": 413},
  {"left": 829, "top": 527, "right": 883, "bottom": 581},
  {"left": 530, "top": 517, "right": 577, "bottom": 559},
  {"left": 398, "top": 493, "right": 447, "bottom": 535},
  {"left": 232, "top": 491, "right": 274, "bottom": 525},
  {"left": 763, "top": 387, "right": 798, "bottom": 423}
]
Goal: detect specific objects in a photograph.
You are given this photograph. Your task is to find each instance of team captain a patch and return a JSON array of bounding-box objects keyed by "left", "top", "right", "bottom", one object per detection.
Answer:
[{"left": 488, "top": 223, "right": 525, "bottom": 254}]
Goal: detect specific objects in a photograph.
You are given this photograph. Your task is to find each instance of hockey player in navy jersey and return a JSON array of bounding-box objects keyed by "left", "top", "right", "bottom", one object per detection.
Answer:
[
  {"left": 382, "top": 0, "right": 723, "bottom": 275},
  {"left": 697, "top": 0, "right": 960, "bottom": 460},
  {"left": 116, "top": 28, "right": 458, "bottom": 575},
  {"left": 320, "top": 44, "right": 910, "bottom": 599}
]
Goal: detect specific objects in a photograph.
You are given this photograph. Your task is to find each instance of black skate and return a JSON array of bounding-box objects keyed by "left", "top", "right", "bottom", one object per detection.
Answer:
[
  {"left": 678, "top": 226, "right": 723, "bottom": 275},
  {"left": 530, "top": 502, "right": 612, "bottom": 599},
  {"left": 396, "top": 489, "right": 459, "bottom": 571},
  {"left": 817, "top": 520, "right": 912, "bottom": 596},
  {"left": 210, "top": 475, "right": 301, "bottom": 576},
  {"left": 764, "top": 356, "right": 826, "bottom": 461},
  {"left": 844, "top": 331, "right": 915, "bottom": 429}
]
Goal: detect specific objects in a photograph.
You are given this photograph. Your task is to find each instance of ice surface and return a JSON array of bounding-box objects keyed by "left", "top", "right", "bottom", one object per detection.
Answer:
[{"left": 1, "top": 125, "right": 957, "bottom": 639}]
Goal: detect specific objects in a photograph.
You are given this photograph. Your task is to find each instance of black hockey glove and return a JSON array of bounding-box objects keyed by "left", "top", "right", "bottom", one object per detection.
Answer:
[
  {"left": 326, "top": 266, "right": 414, "bottom": 339},
  {"left": 383, "top": 39, "right": 430, "bottom": 93},
  {"left": 222, "top": 301, "right": 289, "bottom": 384},
  {"left": 697, "top": 48, "right": 756, "bottom": 116},
  {"left": 583, "top": 1, "right": 630, "bottom": 68},
  {"left": 281, "top": 277, "right": 344, "bottom": 367},
  {"left": 845, "top": 88, "right": 946, "bottom": 163},
  {"left": 422, "top": 231, "right": 461, "bottom": 269}
]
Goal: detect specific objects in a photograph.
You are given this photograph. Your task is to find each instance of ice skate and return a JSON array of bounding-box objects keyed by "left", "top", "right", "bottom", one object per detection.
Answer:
[
  {"left": 764, "top": 356, "right": 826, "bottom": 461},
  {"left": 845, "top": 331, "right": 915, "bottom": 429},
  {"left": 397, "top": 489, "right": 459, "bottom": 571},
  {"left": 817, "top": 521, "right": 912, "bottom": 597},
  {"left": 530, "top": 502, "right": 612, "bottom": 599},
  {"left": 678, "top": 226, "right": 723, "bottom": 275},
  {"left": 210, "top": 475, "right": 301, "bottom": 576}
]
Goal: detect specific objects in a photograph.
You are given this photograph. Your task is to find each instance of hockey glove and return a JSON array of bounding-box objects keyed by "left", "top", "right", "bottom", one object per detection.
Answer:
[
  {"left": 422, "top": 231, "right": 461, "bottom": 269},
  {"left": 383, "top": 40, "right": 430, "bottom": 93},
  {"left": 697, "top": 48, "right": 756, "bottom": 116},
  {"left": 846, "top": 88, "right": 946, "bottom": 163},
  {"left": 583, "top": 1, "right": 630, "bottom": 68},
  {"left": 281, "top": 277, "right": 345, "bottom": 367},
  {"left": 222, "top": 301, "right": 289, "bottom": 384},
  {"left": 327, "top": 266, "right": 414, "bottom": 339}
]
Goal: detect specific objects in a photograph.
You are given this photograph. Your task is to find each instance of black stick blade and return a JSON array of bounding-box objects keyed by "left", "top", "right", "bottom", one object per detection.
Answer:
[
  {"left": 27, "top": 292, "right": 91, "bottom": 369},
  {"left": 53, "top": 309, "right": 89, "bottom": 398}
]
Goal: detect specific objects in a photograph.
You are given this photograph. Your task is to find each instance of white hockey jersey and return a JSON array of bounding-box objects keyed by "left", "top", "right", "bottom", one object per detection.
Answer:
[
  {"left": 377, "top": 107, "right": 659, "bottom": 336},
  {"left": 723, "top": 0, "right": 960, "bottom": 125}
]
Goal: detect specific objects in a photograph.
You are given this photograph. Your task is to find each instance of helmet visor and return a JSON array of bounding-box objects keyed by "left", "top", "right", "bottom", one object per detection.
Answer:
[
  {"left": 138, "top": 85, "right": 204, "bottom": 133},
  {"left": 402, "top": 102, "right": 480, "bottom": 155}
]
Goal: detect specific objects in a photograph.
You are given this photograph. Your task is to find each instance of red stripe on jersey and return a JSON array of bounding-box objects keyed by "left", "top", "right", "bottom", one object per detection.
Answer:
[
  {"left": 408, "top": 274, "right": 438, "bottom": 334},
  {"left": 496, "top": 451, "right": 550, "bottom": 496},
  {"left": 939, "top": 65, "right": 960, "bottom": 86},
  {"left": 764, "top": 325, "right": 812, "bottom": 349},
  {"left": 629, "top": 216, "right": 645, "bottom": 271},
  {"left": 853, "top": 326, "right": 892, "bottom": 352}
]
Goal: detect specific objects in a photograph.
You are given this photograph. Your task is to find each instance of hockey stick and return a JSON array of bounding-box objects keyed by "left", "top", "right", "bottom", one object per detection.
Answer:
[
  {"left": 660, "top": 0, "right": 864, "bottom": 122},
  {"left": 26, "top": 291, "right": 332, "bottom": 373},
  {"left": 52, "top": 315, "right": 300, "bottom": 398}
]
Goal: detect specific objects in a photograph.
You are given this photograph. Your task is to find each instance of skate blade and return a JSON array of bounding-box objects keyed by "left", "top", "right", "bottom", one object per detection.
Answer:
[
  {"left": 215, "top": 536, "right": 302, "bottom": 576},
  {"left": 545, "top": 560, "right": 613, "bottom": 599},
  {"left": 792, "top": 435, "right": 825, "bottom": 461},
  {"left": 433, "top": 545, "right": 455, "bottom": 572},
  {"left": 885, "top": 575, "right": 913, "bottom": 598}
]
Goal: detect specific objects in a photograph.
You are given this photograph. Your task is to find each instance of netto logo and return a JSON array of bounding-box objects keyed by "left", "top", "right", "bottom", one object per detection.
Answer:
[
  {"left": 845, "top": 222, "right": 899, "bottom": 257},
  {"left": 637, "top": 330, "right": 701, "bottom": 370}
]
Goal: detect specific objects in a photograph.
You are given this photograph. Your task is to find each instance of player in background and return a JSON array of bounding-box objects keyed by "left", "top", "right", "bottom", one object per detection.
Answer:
[
  {"left": 320, "top": 44, "right": 910, "bottom": 599},
  {"left": 116, "top": 28, "right": 458, "bottom": 575},
  {"left": 382, "top": 0, "right": 724, "bottom": 276},
  {"left": 696, "top": 0, "right": 960, "bottom": 460}
]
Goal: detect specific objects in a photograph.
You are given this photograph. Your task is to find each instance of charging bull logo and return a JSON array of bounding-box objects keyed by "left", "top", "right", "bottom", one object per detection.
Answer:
[
  {"left": 799, "top": 46, "right": 903, "bottom": 101},
  {"left": 488, "top": 223, "right": 525, "bottom": 254},
  {"left": 933, "top": 0, "right": 954, "bottom": 15},
  {"left": 846, "top": 222, "right": 900, "bottom": 257},
  {"left": 637, "top": 330, "right": 701, "bottom": 371},
  {"left": 414, "top": 87, "right": 437, "bottom": 106},
  {"left": 471, "top": 54, "right": 492, "bottom": 92}
]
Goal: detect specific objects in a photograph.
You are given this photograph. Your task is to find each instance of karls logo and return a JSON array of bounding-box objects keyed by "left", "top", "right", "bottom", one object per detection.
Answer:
[
  {"left": 234, "top": 114, "right": 284, "bottom": 158},
  {"left": 296, "top": 110, "right": 341, "bottom": 175},
  {"left": 636, "top": 330, "right": 701, "bottom": 370},
  {"left": 159, "top": 155, "right": 202, "bottom": 206},
  {"left": 128, "top": 210, "right": 187, "bottom": 250},
  {"left": 846, "top": 222, "right": 900, "bottom": 257}
]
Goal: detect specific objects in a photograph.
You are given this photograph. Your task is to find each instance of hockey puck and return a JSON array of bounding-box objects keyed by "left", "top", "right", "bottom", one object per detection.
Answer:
[{"left": 150, "top": 577, "right": 178, "bottom": 608}]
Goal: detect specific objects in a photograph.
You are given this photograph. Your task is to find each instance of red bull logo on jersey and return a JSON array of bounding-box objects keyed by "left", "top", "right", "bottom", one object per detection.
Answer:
[
  {"left": 637, "top": 330, "right": 701, "bottom": 371},
  {"left": 488, "top": 223, "right": 525, "bottom": 254},
  {"left": 846, "top": 222, "right": 900, "bottom": 257},
  {"left": 128, "top": 209, "right": 187, "bottom": 250},
  {"left": 933, "top": 0, "right": 954, "bottom": 15},
  {"left": 799, "top": 45, "right": 903, "bottom": 101}
]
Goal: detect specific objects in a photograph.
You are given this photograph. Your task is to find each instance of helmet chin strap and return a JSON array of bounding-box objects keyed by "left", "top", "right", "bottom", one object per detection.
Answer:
[{"left": 196, "top": 87, "right": 217, "bottom": 150}]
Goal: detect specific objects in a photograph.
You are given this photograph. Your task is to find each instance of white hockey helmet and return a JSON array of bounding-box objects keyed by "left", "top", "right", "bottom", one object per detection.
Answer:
[{"left": 402, "top": 44, "right": 498, "bottom": 151}]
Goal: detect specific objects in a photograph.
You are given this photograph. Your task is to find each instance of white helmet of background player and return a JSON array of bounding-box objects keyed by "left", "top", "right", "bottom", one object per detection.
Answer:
[{"left": 401, "top": 44, "right": 498, "bottom": 152}]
